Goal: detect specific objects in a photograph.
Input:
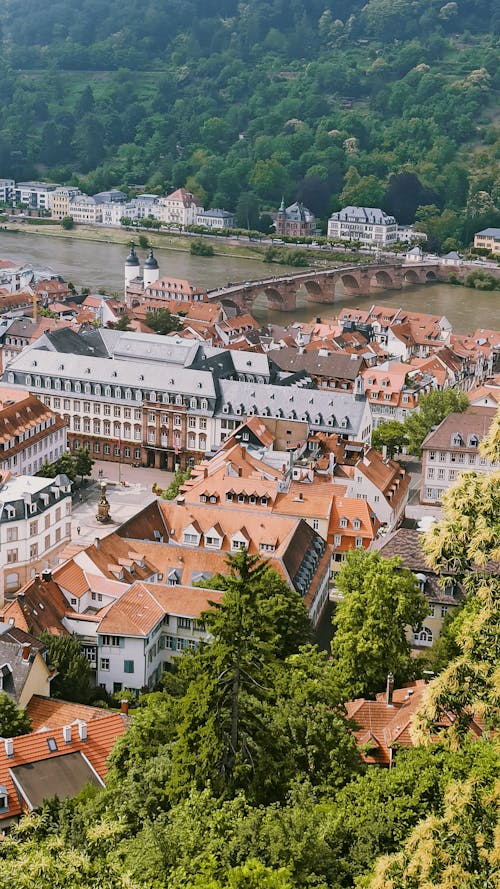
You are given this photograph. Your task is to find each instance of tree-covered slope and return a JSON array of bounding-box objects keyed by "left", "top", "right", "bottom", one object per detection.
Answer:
[{"left": 0, "top": 1, "right": 499, "bottom": 242}]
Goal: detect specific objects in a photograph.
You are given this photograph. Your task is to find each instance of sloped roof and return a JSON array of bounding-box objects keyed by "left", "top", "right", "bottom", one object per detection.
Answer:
[
  {"left": 0, "top": 713, "right": 127, "bottom": 820},
  {"left": 27, "top": 695, "right": 113, "bottom": 731}
]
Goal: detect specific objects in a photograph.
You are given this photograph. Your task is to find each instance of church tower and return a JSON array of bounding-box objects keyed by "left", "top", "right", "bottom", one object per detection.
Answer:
[
  {"left": 124, "top": 245, "right": 141, "bottom": 289},
  {"left": 143, "top": 249, "right": 160, "bottom": 287}
]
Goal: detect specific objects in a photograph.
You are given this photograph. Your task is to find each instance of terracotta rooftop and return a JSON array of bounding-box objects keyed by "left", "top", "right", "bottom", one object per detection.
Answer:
[
  {"left": 0, "top": 712, "right": 127, "bottom": 821},
  {"left": 346, "top": 680, "right": 484, "bottom": 766},
  {"left": 97, "top": 581, "right": 222, "bottom": 636},
  {"left": 27, "top": 695, "right": 113, "bottom": 731}
]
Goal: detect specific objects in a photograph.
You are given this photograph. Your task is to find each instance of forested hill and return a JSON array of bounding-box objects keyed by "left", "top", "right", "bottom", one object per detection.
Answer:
[{"left": 1, "top": 0, "right": 499, "bottom": 242}]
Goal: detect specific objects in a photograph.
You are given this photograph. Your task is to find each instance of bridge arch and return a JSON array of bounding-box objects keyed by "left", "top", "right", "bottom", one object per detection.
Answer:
[
  {"left": 425, "top": 270, "right": 438, "bottom": 281},
  {"left": 403, "top": 268, "right": 420, "bottom": 284},
  {"left": 304, "top": 279, "right": 324, "bottom": 298},
  {"left": 220, "top": 297, "right": 243, "bottom": 313},
  {"left": 339, "top": 273, "right": 361, "bottom": 291},
  {"left": 370, "top": 269, "right": 395, "bottom": 288}
]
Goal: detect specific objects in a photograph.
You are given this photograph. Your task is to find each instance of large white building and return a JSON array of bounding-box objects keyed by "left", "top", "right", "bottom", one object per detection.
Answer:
[
  {"left": 159, "top": 187, "right": 203, "bottom": 228},
  {"left": 14, "top": 182, "right": 59, "bottom": 211},
  {"left": 328, "top": 206, "right": 398, "bottom": 245},
  {"left": 95, "top": 582, "right": 222, "bottom": 693},
  {"left": 0, "top": 472, "right": 72, "bottom": 597},
  {"left": 3, "top": 328, "right": 372, "bottom": 471}
]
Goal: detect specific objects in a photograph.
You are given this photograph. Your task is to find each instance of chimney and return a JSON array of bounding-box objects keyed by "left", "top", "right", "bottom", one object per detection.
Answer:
[
  {"left": 21, "top": 643, "right": 31, "bottom": 662},
  {"left": 78, "top": 721, "right": 87, "bottom": 741},
  {"left": 120, "top": 699, "right": 129, "bottom": 715},
  {"left": 94, "top": 537, "right": 100, "bottom": 549},
  {"left": 382, "top": 445, "right": 388, "bottom": 462},
  {"left": 62, "top": 725, "right": 72, "bottom": 744},
  {"left": 4, "top": 738, "right": 14, "bottom": 757},
  {"left": 41, "top": 569, "right": 52, "bottom": 582},
  {"left": 386, "top": 672, "right": 394, "bottom": 707}
]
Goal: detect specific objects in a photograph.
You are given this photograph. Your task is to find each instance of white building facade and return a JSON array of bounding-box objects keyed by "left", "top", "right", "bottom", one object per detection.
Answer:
[
  {"left": 0, "top": 473, "right": 72, "bottom": 598},
  {"left": 328, "top": 206, "right": 398, "bottom": 245}
]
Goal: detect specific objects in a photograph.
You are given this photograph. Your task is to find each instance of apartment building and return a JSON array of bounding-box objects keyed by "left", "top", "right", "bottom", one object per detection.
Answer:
[
  {"left": 0, "top": 385, "right": 67, "bottom": 476},
  {"left": 95, "top": 582, "right": 223, "bottom": 693},
  {"left": 4, "top": 330, "right": 372, "bottom": 470},
  {"left": 473, "top": 227, "right": 500, "bottom": 255},
  {"left": 327, "top": 206, "right": 398, "bottom": 244},
  {"left": 420, "top": 406, "right": 498, "bottom": 505},
  {"left": 0, "top": 179, "right": 15, "bottom": 203},
  {"left": 361, "top": 361, "right": 433, "bottom": 427},
  {"left": 275, "top": 200, "right": 316, "bottom": 238},
  {"left": 196, "top": 208, "right": 236, "bottom": 229},
  {"left": 158, "top": 187, "right": 203, "bottom": 227},
  {"left": 48, "top": 187, "right": 82, "bottom": 220},
  {"left": 14, "top": 182, "right": 58, "bottom": 211},
  {"left": 0, "top": 471, "right": 72, "bottom": 597}
]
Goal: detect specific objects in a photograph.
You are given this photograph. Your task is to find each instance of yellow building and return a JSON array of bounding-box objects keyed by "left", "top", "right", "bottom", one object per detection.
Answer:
[{"left": 473, "top": 227, "right": 500, "bottom": 255}]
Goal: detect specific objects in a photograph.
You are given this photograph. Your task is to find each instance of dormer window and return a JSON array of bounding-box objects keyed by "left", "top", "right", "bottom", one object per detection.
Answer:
[
  {"left": 260, "top": 497, "right": 268, "bottom": 507},
  {"left": 0, "top": 785, "right": 8, "bottom": 811},
  {"left": 452, "top": 433, "right": 463, "bottom": 447},
  {"left": 340, "top": 517, "right": 348, "bottom": 529},
  {"left": 226, "top": 492, "right": 234, "bottom": 502},
  {"left": 468, "top": 434, "right": 479, "bottom": 448},
  {"left": 353, "top": 519, "right": 361, "bottom": 530}
]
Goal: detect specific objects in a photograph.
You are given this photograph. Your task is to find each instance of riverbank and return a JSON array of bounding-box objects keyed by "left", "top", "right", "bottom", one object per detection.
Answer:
[{"left": 0, "top": 220, "right": 365, "bottom": 271}]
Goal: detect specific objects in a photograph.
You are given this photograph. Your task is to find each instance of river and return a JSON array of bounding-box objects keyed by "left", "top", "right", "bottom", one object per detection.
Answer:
[{"left": 1, "top": 230, "right": 498, "bottom": 333}]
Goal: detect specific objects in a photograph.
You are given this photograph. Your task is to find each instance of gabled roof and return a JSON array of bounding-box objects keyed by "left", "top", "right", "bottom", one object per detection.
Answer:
[
  {"left": 96, "top": 581, "right": 222, "bottom": 637},
  {"left": 0, "top": 713, "right": 127, "bottom": 821},
  {"left": 27, "top": 695, "right": 113, "bottom": 732},
  {"left": 346, "top": 680, "right": 484, "bottom": 766}
]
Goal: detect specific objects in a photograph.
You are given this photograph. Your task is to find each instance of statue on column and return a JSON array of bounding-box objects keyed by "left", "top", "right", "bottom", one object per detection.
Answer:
[{"left": 96, "top": 480, "right": 111, "bottom": 523}]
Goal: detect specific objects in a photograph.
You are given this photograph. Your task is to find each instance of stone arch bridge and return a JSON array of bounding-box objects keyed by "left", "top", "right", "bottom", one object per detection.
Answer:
[{"left": 207, "top": 261, "right": 444, "bottom": 313}]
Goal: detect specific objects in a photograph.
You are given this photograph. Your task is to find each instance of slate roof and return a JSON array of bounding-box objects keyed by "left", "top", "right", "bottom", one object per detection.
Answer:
[
  {"left": 0, "top": 628, "right": 49, "bottom": 704},
  {"left": 372, "top": 528, "right": 461, "bottom": 605},
  {"left": 270, "top": 348, "right": 364, "bottom": 380},
  {"left": 421, "top": 407, "right": 496, "bottom": 451}
]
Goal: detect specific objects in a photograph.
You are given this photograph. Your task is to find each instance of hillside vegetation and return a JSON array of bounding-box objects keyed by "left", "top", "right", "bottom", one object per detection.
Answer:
[{"left": 1, "top": 1, "right": 499, "bottom": 246}]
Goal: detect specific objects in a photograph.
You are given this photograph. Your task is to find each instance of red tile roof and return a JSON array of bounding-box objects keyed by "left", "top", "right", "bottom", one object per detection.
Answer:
[{"left": 0, "top": 712, "right": 127, "bottom": 821}]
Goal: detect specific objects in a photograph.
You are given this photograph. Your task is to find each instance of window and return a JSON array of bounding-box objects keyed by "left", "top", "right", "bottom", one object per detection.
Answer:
[
  {"left": 334, "top": 534, "right": 341, "bottom": 547},
  {"left": 413, "top": 626, "right": 433, "bottom": 646},
  {"left": 355, "top": 536, "right": 363, "bottom": 548},
  {"left": 178, "top": 617, "right": 191, "bottom": 629},
  {"left": 6, "top": 527, "right": 18, "bottom": 543},
  {"left": 30, "top": 543, "right": 38, "bottom": 559},
  {"left": 124, "top": 660, "right": 135, "bottom": 674},
  {"left": 102, "top": 635, "right": 122, "bottom": 647},
  {"left": 183, "top": 533, "right": 198, "bottom": 545},
  {"left": 340, "top": 517, "right": 348, "bottom": 529},
  {"left": 441, "top": 605, "right": 448, "bottom": 618},
  {"left": 7, "top": 549, "right": 18, "bottom": 563},
  {"left": 353, "top": 519, "right": 361, "bottom": 530},
  {"left": 312, "top": 518, "right": 319, "bottom": 530},
  {"left": 429, "top": 450, "right": 436, "bottom": 461},
  {"left": 231, "top": 538, "right": 246, "bottom": 551},
  {"left": 100, "top": 658, "right": 110, "bottom": 671},
  {"left": 47, "top": 737, "right": 58, "bottom": 752}
]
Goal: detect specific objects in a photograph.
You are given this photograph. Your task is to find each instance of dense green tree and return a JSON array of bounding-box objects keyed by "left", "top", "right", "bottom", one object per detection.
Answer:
[
  {"left": 371, "top": 420, "right": 408, "bottom": 457},
  {"left": 331, "top": 549, "right": 429, "bottom": 698},
  {"left": 144, "top": 308, "right": 182, "bottom": 335},
  {"left": 39, "top": 633, "right": 94, "bottom": 704},
  {"left": 74, "top": 446, "right": 94, "bottom": 483},
  {"left": 0, "top": 692, "right": 32, "bottom": 737}
]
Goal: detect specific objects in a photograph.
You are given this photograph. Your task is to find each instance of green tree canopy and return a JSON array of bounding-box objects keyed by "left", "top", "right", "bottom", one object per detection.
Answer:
[
  {"left": 404, "top": 388, "right": 468, "bottom": 457},
  {"left": 145, "top": 308, "right": 182, "bottom": 335},
  {"left": 331, "top": 549, "right": 429, "bottom": 698},
  {"left": 39, "top": 633, "right": 94, "bottom": 704},
  {"left": 0, "top": 692, "right": 31, "bottom": 737},
  {"left": 74, "top": 446, "right": 94, "bottom": 483}
]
